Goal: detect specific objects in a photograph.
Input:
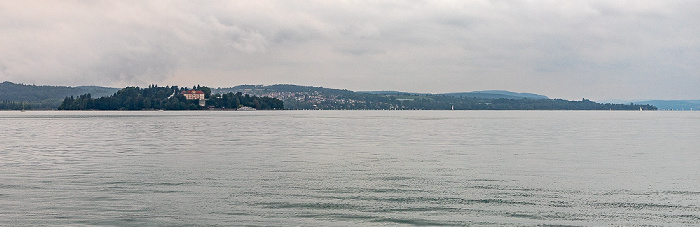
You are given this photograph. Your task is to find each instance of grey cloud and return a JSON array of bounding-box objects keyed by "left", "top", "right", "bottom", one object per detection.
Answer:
[{"left": 1, "top": 1, "right": 699, "bottom": 100}]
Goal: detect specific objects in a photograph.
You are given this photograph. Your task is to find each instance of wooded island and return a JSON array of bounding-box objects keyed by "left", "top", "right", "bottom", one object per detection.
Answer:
[{"left": 58, "top": 85, "right": 284, "bottom": 110}]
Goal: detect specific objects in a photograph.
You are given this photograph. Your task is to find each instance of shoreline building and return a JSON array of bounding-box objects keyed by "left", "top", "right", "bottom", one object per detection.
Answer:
[{"left": 181, "top": 90, "right": 206, "bottom": 106}]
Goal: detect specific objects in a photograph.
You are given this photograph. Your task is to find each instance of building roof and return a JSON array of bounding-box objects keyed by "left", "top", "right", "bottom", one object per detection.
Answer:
[{"left": 181, "top": 90, "right": 205, "bottom": 94}]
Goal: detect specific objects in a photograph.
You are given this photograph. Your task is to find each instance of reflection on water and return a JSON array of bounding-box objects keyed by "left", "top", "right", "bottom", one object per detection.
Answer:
[{"left": 1, "top": 110, "right": 699, "bottom": 226}]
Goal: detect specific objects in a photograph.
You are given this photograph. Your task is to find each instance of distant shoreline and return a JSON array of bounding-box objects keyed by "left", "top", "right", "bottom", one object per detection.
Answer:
[{"left": 11, "top": 107, "right": 676, "bottom": 111}]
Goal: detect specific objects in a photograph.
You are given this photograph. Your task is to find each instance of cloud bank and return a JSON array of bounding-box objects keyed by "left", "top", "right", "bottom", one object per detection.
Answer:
[{"left": 1, "top": 0, "right": 699, "bottom": 99}]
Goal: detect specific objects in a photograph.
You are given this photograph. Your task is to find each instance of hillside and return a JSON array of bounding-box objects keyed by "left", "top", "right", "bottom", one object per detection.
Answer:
[
  {"left": 0, "top": 81, "right": 118, "bottom": 109},
  {"left": 214, "top": 84, "right": 654, "bottom": 110},
  {"left": 359, "top": 90, "right": 547, "bottom": 100},
  {"left": 445, "top": 90, "right": 549, "bottom": 100},
  {"left": 1, "top": 81, "right": 659, "bottom": 110}
]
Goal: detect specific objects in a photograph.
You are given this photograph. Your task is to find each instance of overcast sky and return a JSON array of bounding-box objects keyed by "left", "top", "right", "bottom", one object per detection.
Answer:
[{"left": 1, "top": 1, "right": 699, "bottom": 100}]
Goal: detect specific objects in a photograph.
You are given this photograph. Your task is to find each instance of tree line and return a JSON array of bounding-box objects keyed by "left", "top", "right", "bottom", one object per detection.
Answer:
[
  {"left": 207, "top": 92, "right": 283, "bottom": 110},
  {"left": 215, "top": 84, "right": 657, "bottom": 110},
  {"left": 287, "top": 94, "right": 657, "bottom": 110},
  {"left": 0, "top": 81, "right": 118, "bottom": 109},
  {"left": 58, "top": 85, "right": 283, "bottom": 110}
]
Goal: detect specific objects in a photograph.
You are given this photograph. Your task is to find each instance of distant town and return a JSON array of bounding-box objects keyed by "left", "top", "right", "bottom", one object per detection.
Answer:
[{"left": 0, "top": 81, "right": 681, "bottom": 111}]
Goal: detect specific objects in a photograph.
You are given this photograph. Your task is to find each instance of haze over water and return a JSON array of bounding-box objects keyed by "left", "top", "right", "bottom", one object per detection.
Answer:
[{"left": 1, "top": 110, "right": 699, "bottom": 226}]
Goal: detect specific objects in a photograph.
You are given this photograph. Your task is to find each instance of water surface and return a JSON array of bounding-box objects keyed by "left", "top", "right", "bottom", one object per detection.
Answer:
[{"left": 1, "top": 110, "right": 699, "bottom": 226}]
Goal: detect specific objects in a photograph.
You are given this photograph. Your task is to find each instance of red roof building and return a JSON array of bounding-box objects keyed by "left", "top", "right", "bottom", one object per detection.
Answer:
[{"left": 181, "top": 90, "right": 205, "bottom": 100}]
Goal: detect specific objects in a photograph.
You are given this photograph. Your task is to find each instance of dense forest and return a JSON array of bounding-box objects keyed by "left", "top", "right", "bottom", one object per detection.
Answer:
[
  {"left": 0, "top": 81, "right": 118, "bottom": 109},
  {"left": 58, "top": 85, "right": 283, "bottom": 110},
  {"left": 207, "top": 92, "right": 283, "bottom": 110}
]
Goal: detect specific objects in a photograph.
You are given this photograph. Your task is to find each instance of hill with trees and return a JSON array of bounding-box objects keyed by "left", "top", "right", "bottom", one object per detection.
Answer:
[
  {"left": 213, "top": 84, "right": 656, "bottom": 110},
  {"left": 1, "top": 81, "right": 656, "bottom": 111},
  {"left": 0, "top": 81, "right": 118, "bottom": 109},
  {"left": 444, "top": 90, "right": 549, "bottom": 100},
  {"left": 58, "top": 85, "right": 283, "bottom": 110}
]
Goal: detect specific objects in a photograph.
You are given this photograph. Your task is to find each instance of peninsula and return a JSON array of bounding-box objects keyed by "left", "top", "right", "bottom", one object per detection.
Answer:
[
  {"left": 58, "top": 85, "right": 283, "bottom": 110},
  {"left": 1, "top": 81, "right": 656, "bottom": 111}
]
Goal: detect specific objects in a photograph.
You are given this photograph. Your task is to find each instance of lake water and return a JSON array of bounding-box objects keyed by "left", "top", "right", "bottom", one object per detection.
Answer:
[{"left": 1, "top": 110, "right": 699, "bottom": 226}]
